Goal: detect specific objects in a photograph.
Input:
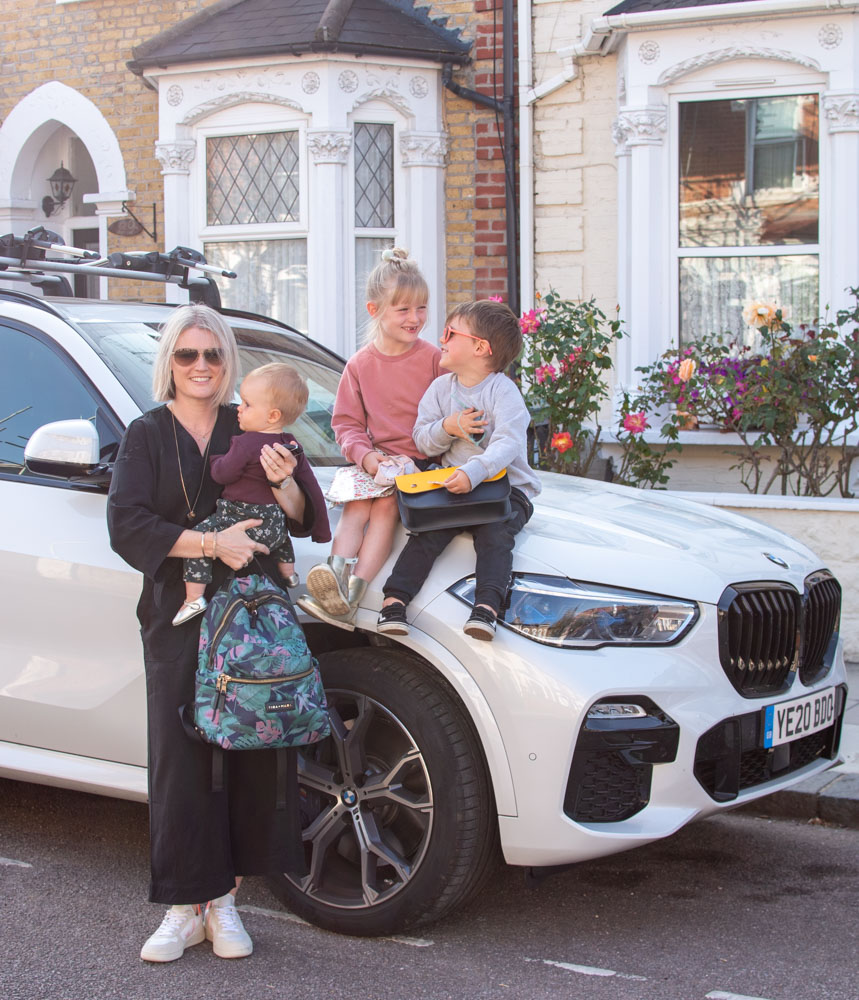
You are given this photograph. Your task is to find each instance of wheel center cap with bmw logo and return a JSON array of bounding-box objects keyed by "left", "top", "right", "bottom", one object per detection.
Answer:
[{"left": 341, "top": 787, "right": 358, "bottom": 807}]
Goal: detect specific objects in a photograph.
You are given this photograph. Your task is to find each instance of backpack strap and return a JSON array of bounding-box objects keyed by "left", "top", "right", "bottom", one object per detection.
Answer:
[{"left": 211, "top": 745, "right": 225, "bottom": 794}]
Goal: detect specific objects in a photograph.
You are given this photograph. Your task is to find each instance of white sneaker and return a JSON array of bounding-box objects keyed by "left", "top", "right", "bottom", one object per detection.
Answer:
[
  {"left": 140, "top": 904, "right": 205, "bottom": 963},
  {"left": 204, "top": 893, "right": 253, "bottom": 959}
]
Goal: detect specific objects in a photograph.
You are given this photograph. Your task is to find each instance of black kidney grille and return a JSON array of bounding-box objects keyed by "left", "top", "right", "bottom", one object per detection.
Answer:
[
  {"left": 800, "top": 574, "right": 841, "bottom": 686},
  {"left": 718, "top": 584, "right": 799, "bottom": 697}
]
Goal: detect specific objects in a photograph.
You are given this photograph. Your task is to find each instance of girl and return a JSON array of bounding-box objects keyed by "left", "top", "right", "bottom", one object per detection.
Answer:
[{"left": 299, "top": 248, "right": 440, "bottom": 625}]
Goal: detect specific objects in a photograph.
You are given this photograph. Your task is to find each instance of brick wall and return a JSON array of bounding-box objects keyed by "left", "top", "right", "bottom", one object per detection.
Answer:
[
  {"left": 0, "top": 0, "right": 214, "bottom": 300},
  {"left": 426, "top": 0, "right": 514, "bottom": 312}
]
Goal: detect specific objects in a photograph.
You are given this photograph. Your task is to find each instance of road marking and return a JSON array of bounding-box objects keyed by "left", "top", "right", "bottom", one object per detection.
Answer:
[
  {"left": 525, "top": 957, "right": 647, "bottom": 981},
  {"left": 707, "top": 992, "right": 775, "bottom": 1000},
  {"left": 238, "top": 906, "right": 433, "bottom": 947},
  {"left": 0, "top": 857, "right": 32, "bottom": 868}
]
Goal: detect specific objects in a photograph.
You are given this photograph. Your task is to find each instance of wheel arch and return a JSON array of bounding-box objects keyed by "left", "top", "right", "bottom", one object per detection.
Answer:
[{"left": 300, "top": 620, "right": 517, "bottom": 817}]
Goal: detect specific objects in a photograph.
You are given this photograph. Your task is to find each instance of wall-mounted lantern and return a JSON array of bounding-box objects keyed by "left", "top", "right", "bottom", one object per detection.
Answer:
[{"left": 42, "top": 163, "right": 77, "bottom": 217}]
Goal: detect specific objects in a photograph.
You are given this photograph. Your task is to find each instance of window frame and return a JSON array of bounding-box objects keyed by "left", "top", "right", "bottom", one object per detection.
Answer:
[
  {"left": 669, "top": 83, "right": 826, "bottom": 348},
  {"left": 347, "top": 109, "right": 406, "bottom": 345},
  {"left": 0, "top": 318, "right": 123, "bottom": 489}
]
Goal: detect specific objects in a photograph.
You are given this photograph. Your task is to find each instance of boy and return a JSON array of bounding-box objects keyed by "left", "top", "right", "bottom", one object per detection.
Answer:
[
  {"left": 173, "top": 363, "right": 309, "bottom": 625},
  {"left": 376, "top": 299, "right": 541, "bottom": 640}
]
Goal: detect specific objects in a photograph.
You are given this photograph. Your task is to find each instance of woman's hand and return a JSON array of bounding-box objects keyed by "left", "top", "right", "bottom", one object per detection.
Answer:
[
  {"left": 443, "top": 469, "right": 472, "bottom": 494},
  {"left": 216, "top": 518, "right": 269, "bottom": 570},
  {"left": 260, "top": 441, "right": 297, "bottom": 483},
  {"left": 443, "top": 408, "right": 487, "bottom": 440}
]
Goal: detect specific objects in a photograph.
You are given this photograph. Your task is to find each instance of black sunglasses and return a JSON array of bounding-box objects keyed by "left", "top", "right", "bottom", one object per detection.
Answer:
[{"left": 172, "top": 348, "right": 224, "bottom": 367}]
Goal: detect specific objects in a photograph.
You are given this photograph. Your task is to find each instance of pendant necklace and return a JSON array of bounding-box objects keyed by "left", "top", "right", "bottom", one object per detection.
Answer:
[{"left": 171, "top": 409, "right": 214, "bottom": 522}]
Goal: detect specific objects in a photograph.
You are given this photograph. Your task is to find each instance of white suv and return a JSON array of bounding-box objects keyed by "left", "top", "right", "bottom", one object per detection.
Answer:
[{"left": 0, "top": 282, "right": 848, "bottom": 937}]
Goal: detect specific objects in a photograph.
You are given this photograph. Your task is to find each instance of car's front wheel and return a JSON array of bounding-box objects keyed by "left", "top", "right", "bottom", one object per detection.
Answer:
[{"left": 268, "top": 646, "right": 499, "bottom": 936}]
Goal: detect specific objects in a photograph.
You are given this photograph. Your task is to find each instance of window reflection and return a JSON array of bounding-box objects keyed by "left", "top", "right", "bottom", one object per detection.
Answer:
[{"left": 679, "top": 96, "right": 819, "bottom": 248}]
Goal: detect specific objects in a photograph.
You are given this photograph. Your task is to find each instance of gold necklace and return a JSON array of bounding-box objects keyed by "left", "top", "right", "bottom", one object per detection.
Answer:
[{"left": 171, "top": 409, "right": 214, "bottom": 522}]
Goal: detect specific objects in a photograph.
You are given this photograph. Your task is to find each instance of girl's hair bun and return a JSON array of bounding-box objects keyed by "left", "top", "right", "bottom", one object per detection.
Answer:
[{"left": 381, "top": 246, "right": 410, "bottom": 265}]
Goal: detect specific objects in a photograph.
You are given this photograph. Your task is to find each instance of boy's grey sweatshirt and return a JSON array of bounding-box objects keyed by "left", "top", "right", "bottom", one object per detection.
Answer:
[{"left": 413, "top": 371, "right": 542, "bottom": 499}]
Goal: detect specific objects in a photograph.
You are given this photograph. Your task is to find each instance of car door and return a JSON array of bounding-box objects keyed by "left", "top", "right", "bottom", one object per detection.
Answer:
[{"left": 0, "top": 318, "right": 146, "bottom": 767}]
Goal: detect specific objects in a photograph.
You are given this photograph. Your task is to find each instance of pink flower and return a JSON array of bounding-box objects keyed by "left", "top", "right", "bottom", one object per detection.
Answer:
[
  {"left": 488, "top": 294, "right": 504, "bottom": 303},
  {"left": 551, "top": 431, "right": 573, "bottom": 453},
  {"left": 519, "top": 309, "right": 543, "bottom": 334},
  {"left": 535, "top": 363, "right": 557, "bottom": 384},
  {"left": 623, "top": 412, "right": 648, "bottom": 434}
]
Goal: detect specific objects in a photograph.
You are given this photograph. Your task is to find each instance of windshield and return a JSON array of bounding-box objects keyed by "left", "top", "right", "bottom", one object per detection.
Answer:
[{"left": 79, "top": 319, "right": 347, "bottom": 466}]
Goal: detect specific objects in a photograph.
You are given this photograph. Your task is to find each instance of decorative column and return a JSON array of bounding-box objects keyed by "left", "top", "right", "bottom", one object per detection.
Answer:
[
  {"left": 307, "top": 130, "right": 352, "bottom": 357},
  {"left": 155, "top": 141, "right": 196, "bottom": 303},
  {"left": 822, "top": 94, "right": 859, "bottom": 318},
  {"left": 400, "top": 131, "right": 448, "bottom": 338},
  {"left": 612, "top": 107, "right": 668, "bottom": 389}
]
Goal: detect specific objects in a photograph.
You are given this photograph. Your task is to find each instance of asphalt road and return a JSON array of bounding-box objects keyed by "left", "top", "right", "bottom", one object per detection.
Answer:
[{"left": 1, "top": 778, "right": 856, "bottom": 1000}]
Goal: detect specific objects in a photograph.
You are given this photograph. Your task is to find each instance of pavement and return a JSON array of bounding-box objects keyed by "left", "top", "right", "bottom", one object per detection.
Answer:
[{"left": 737, "top": 659, "right": 859, "bottom": 827}]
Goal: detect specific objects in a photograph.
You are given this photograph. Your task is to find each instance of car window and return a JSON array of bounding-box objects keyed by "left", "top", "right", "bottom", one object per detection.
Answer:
[
  {"left": 0, "top": 322, "right": 121, "bottom": 478},
  {"left": 79, "top": 317, "right": 347, "bottom": 467}
]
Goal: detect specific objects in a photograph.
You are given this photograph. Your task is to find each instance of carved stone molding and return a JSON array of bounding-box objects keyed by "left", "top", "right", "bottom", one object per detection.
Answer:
[
  {"left": 350, "top": 85, "right": 413, "bottom": 117},
  {"left": 611, "top": 119, "right": 632, "bottom": 157},
  {"left": 181, "top": 92, "right": 304, "bottom": 125},
  {"left": 400, "top": 131, "right": 448, "bottom": 167},
  {"left": 658, "top": 47, "right": 821, "bottom": 85},
  {"left": 818, "top": 23, "right": 843, "bottom": 50},
  {"left": 613, "top": 108, "right": 667, "bottom": 148},
  {"left": 155, "top": 141, "right": 196, "bottom": 175},
  {"left": 823, "top": 94, "right": 859, "bottom": 133},
  {"left": 307, "top": 131, "right": 352, "bottom": 164}
]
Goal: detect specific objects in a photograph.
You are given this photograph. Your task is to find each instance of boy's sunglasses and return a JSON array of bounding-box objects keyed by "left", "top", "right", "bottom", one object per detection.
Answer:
[
  {"left": 172, "top": 348, "right": 224, "bottom": 367},
  {"left": 441, "top": 325, "right": 492, "bottom": 355}
]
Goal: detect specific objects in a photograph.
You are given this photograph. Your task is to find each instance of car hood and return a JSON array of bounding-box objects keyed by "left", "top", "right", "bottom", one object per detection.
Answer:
[{"left": 519, "top": 473, "right": 821, "bottom": 605}]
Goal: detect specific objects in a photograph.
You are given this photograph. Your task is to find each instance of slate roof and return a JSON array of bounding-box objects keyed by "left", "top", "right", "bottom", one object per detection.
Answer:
[
  {"left": 604, "top": 0, "right": 768, "bottom": 14},
  {"left": 128, "top": 0, "right": 470, "bottom": 74}
]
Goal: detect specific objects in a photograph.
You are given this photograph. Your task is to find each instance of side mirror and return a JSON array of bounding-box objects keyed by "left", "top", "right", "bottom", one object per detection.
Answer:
[{"left": 24, "top": 419, "right": 101, "bottom": 478}]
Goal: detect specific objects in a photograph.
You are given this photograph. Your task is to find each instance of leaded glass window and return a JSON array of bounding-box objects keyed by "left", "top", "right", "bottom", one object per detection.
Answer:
[
  {"left": 354, "top": 124, "right": 394, "bottom": 228},
  {"left": 207, "top": 132, "right": 300, "bottom": 226},
  {"left": 677, "top": 94, "right": 819, "bottom": 345}
]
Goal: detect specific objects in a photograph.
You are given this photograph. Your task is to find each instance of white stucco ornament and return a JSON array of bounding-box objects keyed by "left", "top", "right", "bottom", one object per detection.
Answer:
[
  {"left": 409, "top": 76, "right": 429, "bottom": 98},
  {"left": 638, "top": 41, "right": 660, "bottom": 64},
  {"left": 612, "top": 108, "right": 668, "bottom": 147},
  {"left": 302, "top": 72, "right": 321, "bottom": 95},
  {"left": 166, "top": 85, "right": 184, "bottom": 107},
  {"left": 822, "top": 94, "right": 859, "bottom": 133},
  {"left": 154, "top": 141, "right": 196, "bottom": 175},
  {"left": 400, "top": 131, "right": 448, "bottom": 166},
  {"left": 338, "top": 70, "right": 358, "bottom": 92},
  {"left": 818, "top": 24, "right": 843, "bottom": 49},
  {"left": 307, "top": 131, "right": 352, "bottom": 164}
]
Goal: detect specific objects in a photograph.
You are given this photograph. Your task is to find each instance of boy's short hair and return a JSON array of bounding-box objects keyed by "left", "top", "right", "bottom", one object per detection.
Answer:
[
  {"left": 445, "top": 300, "right": 522, "bottom": 372},
  {"left": 247, "top": 363, "right": 308, "bottom": 426}
]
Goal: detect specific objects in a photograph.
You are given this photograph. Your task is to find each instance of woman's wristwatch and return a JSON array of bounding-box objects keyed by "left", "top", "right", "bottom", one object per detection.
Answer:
[{"left": 267, "top": 474, "right": 293, "bottom": 490}]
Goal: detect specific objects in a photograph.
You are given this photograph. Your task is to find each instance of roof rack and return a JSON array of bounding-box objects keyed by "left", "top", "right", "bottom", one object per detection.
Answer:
[{"left": 0, "top": 226, "right": 235, "bottom": 307}]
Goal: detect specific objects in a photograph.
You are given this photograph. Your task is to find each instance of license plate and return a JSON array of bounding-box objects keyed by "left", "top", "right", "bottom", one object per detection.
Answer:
[{"left": 762, "top": 687, "right": 837, "bottom": 748}]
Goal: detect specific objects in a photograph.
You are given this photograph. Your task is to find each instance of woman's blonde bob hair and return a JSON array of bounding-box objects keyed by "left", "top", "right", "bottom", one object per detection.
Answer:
[{"left": 152, "top": 304, "right": 240, "bottom": 408}]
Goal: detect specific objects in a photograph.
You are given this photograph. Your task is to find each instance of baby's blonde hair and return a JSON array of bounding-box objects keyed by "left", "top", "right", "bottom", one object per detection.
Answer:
[
  {"left": 365, "top": 247, "right": 429, "bottom": 345},
  {"left": 245, "top": 363, "right": 308, "bottom": 426}
]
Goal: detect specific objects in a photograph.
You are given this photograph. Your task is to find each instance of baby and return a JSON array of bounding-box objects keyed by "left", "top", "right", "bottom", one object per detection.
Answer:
[{"left": 172, "top": 362, "right": 307, "bottom": 625}]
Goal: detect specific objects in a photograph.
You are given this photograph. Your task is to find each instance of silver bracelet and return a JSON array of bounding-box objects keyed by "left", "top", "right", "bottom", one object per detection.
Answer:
[
  {"left": 201, "top": 531, "right": 207, "bottom": 557},
  {"left": 212, "top": 530, "right": 218, "bottom": 561}
]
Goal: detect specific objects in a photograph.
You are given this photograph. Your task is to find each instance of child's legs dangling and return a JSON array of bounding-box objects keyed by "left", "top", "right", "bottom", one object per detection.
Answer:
[
  {"left": 331, "top": 499, "right": 373, "bottom": 558},
  {"left": 353, "top": 494, "right": 400, "bottom": 584}
]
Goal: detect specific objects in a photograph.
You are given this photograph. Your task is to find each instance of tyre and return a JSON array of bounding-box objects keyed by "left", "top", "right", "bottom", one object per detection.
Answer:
[{"left": 268, "top": 646, "right": 500, "bottom": 936}]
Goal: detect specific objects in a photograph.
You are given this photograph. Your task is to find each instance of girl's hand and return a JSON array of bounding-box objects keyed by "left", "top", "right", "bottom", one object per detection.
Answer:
[
  {"left": 443, "top": 469, "right": 472, "bottom": 494},
  {"left": 362, "top": 452, "right": 382, "bottom": 476},
  {"left": 216, "top": 519, "right": 269, "bottom": 569},
  {"left": 443, "top": 408, "right": 487, "bottom": 440},
  {"left": 260, "top": 441, "right": 297, "bottom": 482}
]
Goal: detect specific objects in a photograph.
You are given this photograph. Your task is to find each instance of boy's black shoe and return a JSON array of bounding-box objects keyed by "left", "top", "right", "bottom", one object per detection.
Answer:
[
  {"left": 463, "top": 606, "right": 497, "bottom": 641},
  {"left": 377, "top": 602, "right": 410, "bottom": 636}
]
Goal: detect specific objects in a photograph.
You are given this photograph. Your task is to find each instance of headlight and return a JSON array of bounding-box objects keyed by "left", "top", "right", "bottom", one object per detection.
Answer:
[{"left": 448, "top": 573, "right": 699, "bottom": 649}]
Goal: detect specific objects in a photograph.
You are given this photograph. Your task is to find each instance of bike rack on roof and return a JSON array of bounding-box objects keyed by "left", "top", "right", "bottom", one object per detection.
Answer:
[{"left": 0, "top": 226, "right": 236, "bottom": 308}]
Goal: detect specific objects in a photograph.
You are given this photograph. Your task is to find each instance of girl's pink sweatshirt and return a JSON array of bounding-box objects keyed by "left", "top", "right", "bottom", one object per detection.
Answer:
[{"left": 331, "top": 338, "right": 441, "bottom": 470}]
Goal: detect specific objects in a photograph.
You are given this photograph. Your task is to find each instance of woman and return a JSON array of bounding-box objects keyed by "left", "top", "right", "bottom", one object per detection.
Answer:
[{"left": 107, "top": 303, "right": 322, "bottom": 963}]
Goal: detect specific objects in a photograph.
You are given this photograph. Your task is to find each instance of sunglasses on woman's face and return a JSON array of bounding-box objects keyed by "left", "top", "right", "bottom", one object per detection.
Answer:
[
  {"left": 172, "top": 348, "right": 224, "bottom": 367},
  {"left": 441, "top": 325, "right": 493, "bottom": 355}
]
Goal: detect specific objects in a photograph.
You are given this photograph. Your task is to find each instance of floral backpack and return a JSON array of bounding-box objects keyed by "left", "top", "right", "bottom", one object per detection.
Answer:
[{"left": 191, "top": 570, "right": 330, "bottom": 758}]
